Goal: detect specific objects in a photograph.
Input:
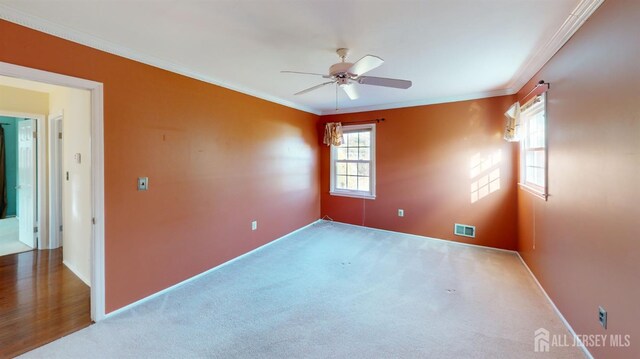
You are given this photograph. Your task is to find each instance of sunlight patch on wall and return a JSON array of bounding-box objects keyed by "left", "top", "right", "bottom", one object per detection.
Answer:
[{"left": 470, "top": 150, "right": 501, "bottom": 203}]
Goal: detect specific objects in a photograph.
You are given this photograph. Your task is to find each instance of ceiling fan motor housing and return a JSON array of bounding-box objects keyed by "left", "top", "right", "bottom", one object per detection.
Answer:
[{"left": 329, "top": 62, "right": 354, "bottom": 78}]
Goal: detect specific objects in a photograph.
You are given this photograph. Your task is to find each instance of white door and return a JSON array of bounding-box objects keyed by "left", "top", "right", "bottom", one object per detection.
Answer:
[{"left": 17, "top": 119, "right": 37, "bottom": 248}]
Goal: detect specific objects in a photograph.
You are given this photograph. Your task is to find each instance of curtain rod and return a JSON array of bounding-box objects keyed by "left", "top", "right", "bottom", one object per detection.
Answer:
[
  {"left": 341, "top": 118, "right": 385, "bottom": 125},
  {"left": 521, "top": 80, "right": 550, "bottom": 103}
]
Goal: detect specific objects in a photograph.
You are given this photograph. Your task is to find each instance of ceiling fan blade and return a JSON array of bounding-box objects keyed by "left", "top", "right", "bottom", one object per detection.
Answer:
[
  {"left": 347, "top": 55, "right": 384, "bottom": 76},
  {"left": 341, "top": 84, "right": 359, "bottom": 100},
  {"left": 281, "top": 70, "right": 329, "bottom": 78},
  {"left": 294, "top": 81, "right": 335, "bottom": 96},
  {"left": 358, "top": 76, "right": 412, "bottom": 89}
]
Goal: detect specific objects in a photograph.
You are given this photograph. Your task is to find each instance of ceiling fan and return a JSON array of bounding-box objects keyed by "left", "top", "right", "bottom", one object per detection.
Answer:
[{"left": 281, "top": 48, "right": 412, "bottom": 100}]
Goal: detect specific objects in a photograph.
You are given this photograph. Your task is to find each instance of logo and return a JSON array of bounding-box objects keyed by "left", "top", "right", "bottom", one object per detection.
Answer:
[
  {"left": 534, "top": 327, "right": 631, "bottom": 353},
  {"left": 534, "top": 328, "right": 550, "bottom": 352}
]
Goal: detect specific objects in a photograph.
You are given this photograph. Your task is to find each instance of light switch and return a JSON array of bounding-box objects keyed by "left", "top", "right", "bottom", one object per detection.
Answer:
[{"left": 138, "top": 177, "right": 149, "bottom": 191}]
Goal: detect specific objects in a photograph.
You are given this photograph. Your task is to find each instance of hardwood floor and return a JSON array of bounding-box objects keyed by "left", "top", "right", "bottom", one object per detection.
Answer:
[{"left": 0, "top": 249, "right": 91, "bottom": 358}]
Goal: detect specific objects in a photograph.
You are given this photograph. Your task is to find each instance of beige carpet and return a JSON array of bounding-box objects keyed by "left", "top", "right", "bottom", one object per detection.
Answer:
[
  {"left": 22, "top": 221, "right": 585, "bottom": 358},
  {"left": 0, "top": 217, "right": 31, "bottom": 257}
]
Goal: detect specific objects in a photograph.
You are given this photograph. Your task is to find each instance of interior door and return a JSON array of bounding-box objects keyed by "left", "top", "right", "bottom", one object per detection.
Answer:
[{"left": 17, "top": 119, "right": 37, "bottom": 248}]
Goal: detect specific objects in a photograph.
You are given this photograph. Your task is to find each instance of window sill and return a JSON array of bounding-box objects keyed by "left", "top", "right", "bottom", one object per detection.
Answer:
[
  {"left": 518, "top": 183, "right": 548, "bottom": 201},
  {"left": 330, "top": 191, "right": 376, "bottom": 200}
]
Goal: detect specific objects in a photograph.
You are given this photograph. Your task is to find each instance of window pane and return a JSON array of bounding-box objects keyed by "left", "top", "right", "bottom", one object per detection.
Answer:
[
  {"left": 359, "top": 132, "right": 370, "bottom": 147},
  {"left": 347, "top": 133, "right": 359, "bottom": 146},
  {"left": 533, "top": 151, "right": 545, "bottom": 167},
  {"left": 358, "top": 177, "right": 370, "bottom": 191},
  {"left": 347, "top": 176, "right": 358, "bottom": 190},
  {"left": 336, "top": 175, "right": 347, "bottom": 189},
  {"left": 347, "top": 148, "right": 358, "bottom": 160},
  {"left": 337, "top": 148, "right": 347, "bottom": 160},
  {"left": 347, "top": 162, "right": 358, "bottom": 176},
  {"left": 531, "top": 168, "right": 545, "bottom": 187},
  {"left": 336, "top": 162, "right": 347, "bottom": 175},
  {"left": 357, "top": 163, "right": 369, "bottom": 176},
  {"left": 358, "top": 148, "right": 370, "bottom": 161}
]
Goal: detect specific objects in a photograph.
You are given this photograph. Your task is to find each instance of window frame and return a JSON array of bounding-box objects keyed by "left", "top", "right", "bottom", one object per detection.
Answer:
[
  {"left": 329, "top": 123, "right": 376, "bottom": 200},
  {"left": 519, "top": 93, "right": 548, "bottom": 200}
]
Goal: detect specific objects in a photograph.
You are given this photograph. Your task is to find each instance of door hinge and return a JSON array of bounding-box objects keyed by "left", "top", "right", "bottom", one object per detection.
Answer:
[
  {"left": 59, "top": 225, "right": 63, "bottom": 232},
  {"left": 58, "top": 132, "right": 63, "bottom": 139},
  {"left": 32, "top": 131, "right": 37, "bottom": 139},
  {"left": 66, "top": 171, "right": 69, "bottom": 181},
  {"left": 92, "top": 217, "right": 96, "bottom": 225},
  {"left": 33, "top": 226, "right": 38, "bottom": 233}
]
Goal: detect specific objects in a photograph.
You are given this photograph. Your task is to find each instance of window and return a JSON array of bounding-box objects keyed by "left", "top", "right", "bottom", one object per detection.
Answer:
[
  {"left": 520, "top": 93, "right": 547, "bottom": 198},
  {"left": 330, "top": 124, "right": 376, "bottom": 199}
]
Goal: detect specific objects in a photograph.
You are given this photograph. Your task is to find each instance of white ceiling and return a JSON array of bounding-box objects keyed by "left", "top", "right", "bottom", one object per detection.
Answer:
[{"left": 0, "top": 0, "right": 593, "bottom": 115}]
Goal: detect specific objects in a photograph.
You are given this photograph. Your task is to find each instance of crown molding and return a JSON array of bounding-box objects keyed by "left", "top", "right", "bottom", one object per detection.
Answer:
[
  {"left": 319, "top": 88, "right": 516, "bottom": 115},
  {"left": 507, "top": 0, "right": 605, "bottom": 93},
  {"left": 0, "top": 4, "right": 321, "bottom": 116},
  {"left": 0, "top": 1, "right": 603, "bottom": 117}
]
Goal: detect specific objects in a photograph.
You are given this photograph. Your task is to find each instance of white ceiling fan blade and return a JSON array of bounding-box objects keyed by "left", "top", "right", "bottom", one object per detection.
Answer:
[
  {"left": 294, "top": 81, "right": 335, "bottom": 95},
  {"left": 347, "top": 55, "right": 384, "bottom": 76},
  {"left": 358, "top": 76, "right": 412, "bottom": 89},
  {"left": 341, "top": 84, "right": 359, "bottom": 100},
  {"left": 281, "top": 70, "right": 329, "bottom": 78}
]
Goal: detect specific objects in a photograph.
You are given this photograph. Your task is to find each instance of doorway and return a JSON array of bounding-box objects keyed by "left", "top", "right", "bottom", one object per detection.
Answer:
[
  {"left": 0, "top": 115, "right": 44, "bottom": 257},
  {"left": 0, "top": 61, "right": 105, "bottom": 321}
]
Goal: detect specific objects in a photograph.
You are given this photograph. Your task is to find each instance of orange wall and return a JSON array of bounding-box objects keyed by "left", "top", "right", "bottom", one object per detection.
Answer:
[
  {"left": 517, "top": 1, "right": 639, "bottom": 357},
  {"left": 0, "top": 20, "right": 320, "bottom": 312},
  {"left": 320, "top": 96, "right": 519, "bottom": 250}
]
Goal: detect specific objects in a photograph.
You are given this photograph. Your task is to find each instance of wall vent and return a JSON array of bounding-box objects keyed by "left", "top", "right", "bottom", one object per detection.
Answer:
[{"left": 454, "top": 223, "right": 475, "bottom": 238}]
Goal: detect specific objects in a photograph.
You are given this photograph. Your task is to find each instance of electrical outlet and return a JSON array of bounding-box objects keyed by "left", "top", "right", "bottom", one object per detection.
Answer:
[
  {"left": 251, "top": 220, "right": 258, "bottom": 231},
  {"left": 598, "top": 306, "right": 607, "bottom": 329},
  {"left": 398, "top": 209, "right": 404, "bottom": 217},
  {"left": 137, "top": 177, "right": 149, "bottom": 191}
]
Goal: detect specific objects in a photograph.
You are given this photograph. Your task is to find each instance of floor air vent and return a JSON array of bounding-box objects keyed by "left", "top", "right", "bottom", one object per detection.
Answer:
[{"left": 454, "top": 223, "right": 475, "bottom": 238}]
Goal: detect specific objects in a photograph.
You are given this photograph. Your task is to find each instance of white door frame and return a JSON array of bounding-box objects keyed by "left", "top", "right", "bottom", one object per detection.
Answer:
[
  {"left": 48, "top": 113, "right": 64, "bottom": 249},
  {"left": 0, "top": 110, "right": 46, "bottom": 249},
  {"left": 0, "top": 61, "right": 106, "bottom": 322}
]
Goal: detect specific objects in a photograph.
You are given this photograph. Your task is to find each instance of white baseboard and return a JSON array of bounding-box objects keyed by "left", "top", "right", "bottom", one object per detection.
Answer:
[
  {"left": 63, "top": 260, "right": 91, "bottom": 287},
  {"left": 322, "top": 220, "right": 518, "bottom": 254},
  {"left": 105, "top": 219, "right": 322, "bottom": 319},
  {"left": 516, "top": 253, "right": 594, "bottom": 359}
]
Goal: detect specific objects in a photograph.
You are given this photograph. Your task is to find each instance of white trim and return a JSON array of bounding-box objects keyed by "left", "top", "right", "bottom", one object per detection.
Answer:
[
  {"left": 508, "top": 0, "right": 605, "bottom": 92},
  {"left": 106, "top": 219, "right": 322, "bottom": 318},
  {"left": 63, "top": 259, "right": 90, "bottom": 286},
  {"left": 35, "top": 114, "right": 46, "bottom": 249},
  {"left": 324, "top": 220, "right": 518, "bottom": 254},
  {"left": 328, "top": 191, "right": 376, "bottom": 200},
  {"left": 90, "top": 83, "right": 106, "bottom": 322},
  {"left": 516, "top": 253, "right": 594, "bottom": 359},
  {"left": 320, "top": 88, "right": 515, "bottom": 115},
  {"left": 0, "top": 4, "right": 319, "bottom": 116},
  {"left": 518, "top": 183, "right": 548, "bottom": 201},
  {"left": 48, "top": 113, "right": 63, "bottom": 249},
  {"left": 0, "top": 61, "right": 107, "bottom": 322},
  {"left": 0, "top": 110, "right": 46, "bottom": 250},
  {"left": 329, "top": 123, "right": 376, "bottom": 199}
]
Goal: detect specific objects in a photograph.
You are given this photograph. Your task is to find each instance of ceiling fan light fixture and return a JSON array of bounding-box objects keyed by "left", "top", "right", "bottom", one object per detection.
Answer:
[{"left": 282, "top": 48, "right": 412, "bottom": 100}]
